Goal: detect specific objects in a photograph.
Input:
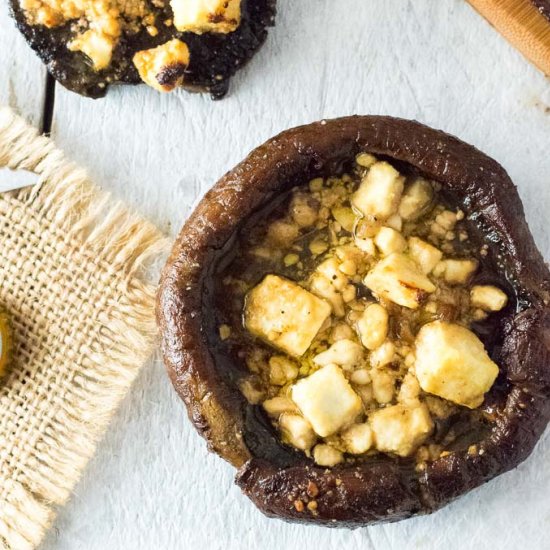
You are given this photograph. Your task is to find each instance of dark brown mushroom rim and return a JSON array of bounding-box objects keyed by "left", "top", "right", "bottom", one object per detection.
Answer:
[
  {"left": 9, "top": 0, "right": 276, "bottom": 99},
  {"left": 158, "top": 116, "right": 550, "bottom": 527}
]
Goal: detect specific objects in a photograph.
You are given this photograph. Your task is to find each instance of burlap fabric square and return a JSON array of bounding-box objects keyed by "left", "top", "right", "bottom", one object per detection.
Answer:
[{"left": 0, "top": 107, "right": 168, "bottom": 549}]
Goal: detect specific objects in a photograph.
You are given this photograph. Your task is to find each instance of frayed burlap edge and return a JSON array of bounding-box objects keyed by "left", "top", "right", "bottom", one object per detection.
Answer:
[{"left": 0, "top": 106, "right": 170, "bottom": 550}]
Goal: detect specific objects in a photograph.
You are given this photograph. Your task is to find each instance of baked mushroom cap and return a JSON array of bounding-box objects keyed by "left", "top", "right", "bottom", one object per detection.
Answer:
[
  {"left": 9, "top": 0, "right": 276, "bottom": 99},
  {"left": 157, "top": 116, "right": 550, "bottom": 526}
]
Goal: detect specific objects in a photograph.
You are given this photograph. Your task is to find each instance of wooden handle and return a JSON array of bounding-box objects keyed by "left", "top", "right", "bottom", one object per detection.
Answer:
[{"left": 468, "top": 0, "right": 550, "bottom": 75}]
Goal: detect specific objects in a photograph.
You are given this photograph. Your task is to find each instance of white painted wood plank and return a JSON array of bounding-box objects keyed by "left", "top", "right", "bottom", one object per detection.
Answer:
[
  {"left": 0, "top": 2, "right": 47, "bottom": 126},
  {"left": 37, "top": 0, "right": 550, "bottom": 548}
]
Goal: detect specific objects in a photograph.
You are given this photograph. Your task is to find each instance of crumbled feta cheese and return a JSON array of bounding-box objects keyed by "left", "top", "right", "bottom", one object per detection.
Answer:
[
  {"left": 310, "top": 273, "right": 345, "bottom": 317},
  {"left": 309, "top": 238, "right": 329, "bottom": 255},
  {"left": 316, "top": 258, "right": 349, "bottom": 291},
  {"left": 354, "top": 237, "right": 376, "bottom": 256},
  {"left": 435, "top": 210, "right": 458, "bottom": 231},
  {"left": 239, "top": 377, "right": 265, "bottom": 404},
  {"left": 290, "top": 193, "right": 318, "bottom": 228},
  {"left": 356, "top": 303, "right": 388, "bottom": 350},
  {"left": 313, "top": 339, "right": 364, "bottom": 370},
  {"left": 309, "top": 258, "right": 353, "bottom": 317},
  {"left": 342, "top": 423, "right": 373, "bottom": 454},
  {"left": 269, "top": 356, "right": 299, "bottom": 386},
  {"left": 332, "top": 207, "right": 357, "bottom": 232},
  {"left": 218, "top": 324, "right": 231, "bottom": 340},
  {"left": 313, "top": 444, "right": 344, "bottom": 466},
  {"left": 350, "top": 368, "right": 371, "bottom": 385},
  {"left": 371, "top": 367, "right": 395, "bottom": 403},
  {"left": 397, "top": 371, "right": 421, "bottom": 404},
  {"left": 283, "top": 253, "right": 300, "bottom": 267},
  {"left": 266, "top": 220, "right": 299, "bottom": 246},
  {"left": 369, "top": 341, "right": 396, "bottom": 367},
  {"left": 330, "top": 322, "right": 355, "bottom": 342}
]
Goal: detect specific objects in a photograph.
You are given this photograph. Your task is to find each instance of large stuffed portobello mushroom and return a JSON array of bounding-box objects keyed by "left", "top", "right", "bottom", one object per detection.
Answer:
[{"left": 157, "top": 116, "right": 550, "bottom": 526}]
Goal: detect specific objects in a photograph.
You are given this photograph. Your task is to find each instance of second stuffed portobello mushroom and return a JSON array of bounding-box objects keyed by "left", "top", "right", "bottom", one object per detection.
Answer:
[
  {"left": 157, "top": 116, "right": 550, "bottom": 526},
  {"left": 9, "top": 0, "right": 276, "bottom": 98}
]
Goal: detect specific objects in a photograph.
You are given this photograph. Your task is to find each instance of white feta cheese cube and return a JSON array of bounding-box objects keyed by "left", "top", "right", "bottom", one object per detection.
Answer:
[
  {"left": 408, "top": 237, "right": 443, "bottom": 274},
  {"left": 291, "top": 364, "right": 362, "bottom": 437},
  {"left": 470, "top": 285, "right": 508, "bottom": 312},
  {"left": 133, "top": 39, "right": 190, "bottom": 92},
  {"left": 364, "top": 253, "right": 436, "bottom": 309},
  {"left": 374, "top": 227, "right": 407, "bottom": 256},
  {"left": 369, "top": 403, "right": 433, "bottom": 457},
  {"left": 244, "top": 275, "right": 331, "bottom": 357},
  {"left": 315, "top": 258, "right": 349, "bottom": 291},
  {"left": 398, "top": 178, "right": 434, "bottom": 220},
  {"left": 171, "top": 0, "right": 241, "bottom": 34},
  {"left": 414, "top": 321, "right": 499, "bottom": 408},
  {"left": 352, "top": 162, "right": 405, "bottom": 220},
  {"left": 269, "top": 356, "right": 299, "bottom": 386}
]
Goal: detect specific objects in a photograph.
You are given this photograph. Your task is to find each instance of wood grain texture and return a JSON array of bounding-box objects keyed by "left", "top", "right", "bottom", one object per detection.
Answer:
[
  {"left": 0, "top": 1, "right": 47, "bottom": 126},
  {"left": 468, "top": 0, "right": 550, "bottom": 75},
  {"left": 4, "top": 0, "right": 550, "bottom": 548}
]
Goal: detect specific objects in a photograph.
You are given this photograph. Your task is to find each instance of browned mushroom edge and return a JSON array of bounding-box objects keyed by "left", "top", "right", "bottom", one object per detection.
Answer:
[{"left": 157, "top": 116, "right": 550, "bottom": 526}]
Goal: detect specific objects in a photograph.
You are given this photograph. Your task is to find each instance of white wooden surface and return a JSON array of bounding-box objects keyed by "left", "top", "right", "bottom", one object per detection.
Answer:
[
  {"left": 3, "top": 0, "right": 550, "bottom": 548},
  {"left": 0, "top": 1, "right": 46, "bottom": 126}
]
